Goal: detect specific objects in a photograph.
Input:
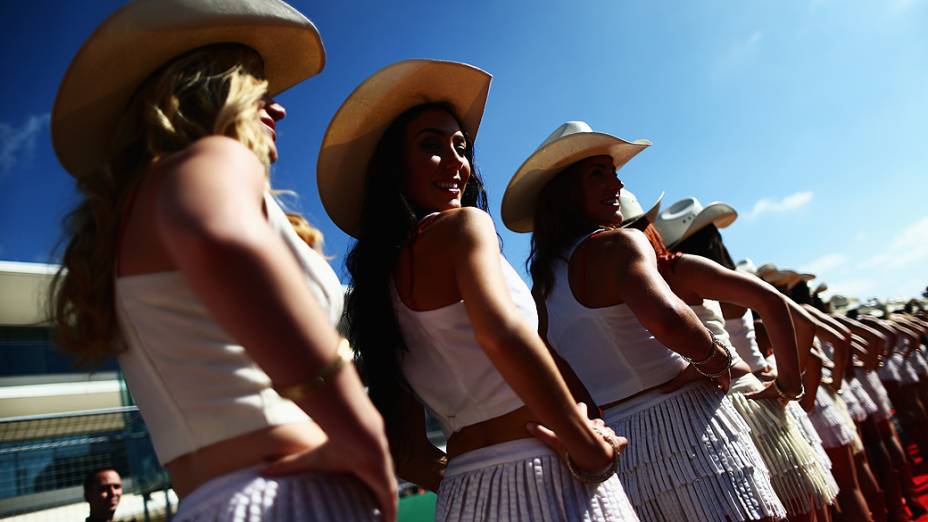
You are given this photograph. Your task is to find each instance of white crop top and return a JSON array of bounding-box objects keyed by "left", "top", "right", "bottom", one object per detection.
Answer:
[
  {"left": 544, "top": 236, "right": 688, "bottom": 405},
  {"left": 392, "top": 253, "right": 533, "bottom": 437},
  {"left": 115, "top": 193, "right": 342, "bottom": 464},
  {"left": 725, "top": 310, "right": 769, "bottom": 372}
]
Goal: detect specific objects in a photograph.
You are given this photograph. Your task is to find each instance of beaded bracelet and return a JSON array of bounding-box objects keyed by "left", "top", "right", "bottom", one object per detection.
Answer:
[
  {"left": 564, "top": 430, "right": 622, "bottom": 485},
  {"left": 274, "top": 338, "right": 353, "bottom": 402},
  {"left": 689, "top": 339, "right": 733, "bottom": 379}
]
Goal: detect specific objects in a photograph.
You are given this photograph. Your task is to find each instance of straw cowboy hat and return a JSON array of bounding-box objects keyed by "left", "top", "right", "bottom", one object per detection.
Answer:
[
  {"left": 317, "top": 59, "right": 492, "bottom": 238},
  {"left": 619, "top": 189, "right": 664, "bottom": 228},
  {"left": 52, "top": 0, "right": 325, "bottom": 178},
  {"left": 502, "top": 121, "right": 651, "bottom": 233},
  {"left": 654, "top": 197, "right": 737, "bottom": 248}
]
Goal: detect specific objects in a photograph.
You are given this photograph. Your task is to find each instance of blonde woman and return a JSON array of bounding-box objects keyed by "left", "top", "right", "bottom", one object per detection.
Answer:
[{"left": 50, "top": 1, "right": 395, "bottom": 519}]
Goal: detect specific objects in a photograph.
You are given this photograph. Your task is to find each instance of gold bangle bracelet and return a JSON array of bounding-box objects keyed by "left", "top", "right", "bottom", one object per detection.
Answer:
[{"left": 274, "top": 338, "right": 353, "bottom": 402}]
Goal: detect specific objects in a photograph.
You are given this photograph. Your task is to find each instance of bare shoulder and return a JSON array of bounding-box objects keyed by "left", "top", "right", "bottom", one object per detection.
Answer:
[
  {"left": 586, "top": 227, "right": 654, "bottom": 265},
  {"left": 424, "top": 207, "right": 496, "bottom": 243},
  {"left": 155, "top": 136, "right": 265, "bottom": 189}
]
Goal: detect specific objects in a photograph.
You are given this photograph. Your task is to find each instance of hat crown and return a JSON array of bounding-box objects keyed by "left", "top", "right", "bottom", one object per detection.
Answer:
[
  {"left": 619, "top": 188, "right": 645, "bottom": 220},
  {"left": 736, "top": 258, "right": 757, "bottom": 274},
  {"left": 660, "top": 197, "right": 704, "bottom": 224},
  {"left": 535, "top": 121, "right": 595, "bottom": 150}
]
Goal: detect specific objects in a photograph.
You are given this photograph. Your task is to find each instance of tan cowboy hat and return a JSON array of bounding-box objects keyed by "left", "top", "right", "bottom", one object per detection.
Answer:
[
  {"left": 501, "top": 121, "right": 651, "bottom": 233},
  {"left": 52, "top": 0, "right": 324, "bottom": 178},
  {"left": 653, "top": 197, "right": 737, "bottom": 248},
  {"left": 619, "top": 189, "right": 664, "bottom": 228},
  {"left": 317, "top": 59, "right": 492, "bottom": 238},
  {"left": 756, "top": 263, "right": 815, "bottom": 289},
  {"left": 812, "top": 282, "right": 829, "bottom": 296}
]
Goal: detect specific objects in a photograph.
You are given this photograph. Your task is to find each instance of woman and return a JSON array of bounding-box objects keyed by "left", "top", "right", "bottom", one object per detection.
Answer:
[
  {"left": 50, "top": 1, "right": 395, "bottom": 519},
  {"left": 651, "top": 200, "right": 838, "bottom": 520},
  {"left": 502, "top": 121, "right": 786, "bottom": 521},
  {"left": 316, "top": 61, "right": 637, "bottom": 521}
]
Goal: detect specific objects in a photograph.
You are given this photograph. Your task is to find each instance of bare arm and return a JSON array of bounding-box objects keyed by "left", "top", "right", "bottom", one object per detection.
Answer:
[
  {"left": 670, "top": 255, "right": 802, "bottom": 395},
  {"left": 392, "top": 390, "right": 446, "bottom": 492},
  {"left": 449, "top": 208, "right": 612, "bottom": 471},
  {"left": 156, "top": 137, "right": 396, "bottom": 518},
  {"left": 591, "top": 231, "right": 731, "bottom": 386},
  {"left": 801, "top": 305, "right": 852, "bottom": 389}
]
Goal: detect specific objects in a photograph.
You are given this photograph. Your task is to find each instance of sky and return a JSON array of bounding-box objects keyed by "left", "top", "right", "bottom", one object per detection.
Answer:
[{"left": 1, "top": 0, "right": 926, "bottom": 302}]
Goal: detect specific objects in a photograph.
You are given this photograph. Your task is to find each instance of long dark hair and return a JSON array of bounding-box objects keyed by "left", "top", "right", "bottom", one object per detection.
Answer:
[
  {"left": 344, "top": 102, "right": 488, "bottom": 448},
  {"left": 672, "top": 224, "right": 737, "bottom": 270},
  {"left": 528, "top": 164, "right": 599, "bottom": 298}
]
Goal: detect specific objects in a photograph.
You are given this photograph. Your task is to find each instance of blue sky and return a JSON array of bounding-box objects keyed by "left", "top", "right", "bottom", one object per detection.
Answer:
[{"left": 1, "top": 0, "right": 926, "bottom": 301}]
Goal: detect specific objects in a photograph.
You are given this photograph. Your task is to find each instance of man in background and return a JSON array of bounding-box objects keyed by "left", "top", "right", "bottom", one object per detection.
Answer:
[{"left": 83, "top": 467, "right": 123, "bottom": 522}]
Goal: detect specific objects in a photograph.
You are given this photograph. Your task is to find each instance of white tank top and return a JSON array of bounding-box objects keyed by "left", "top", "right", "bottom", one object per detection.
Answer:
[
  {"left": 392, "top": 219, "right": 534, "bottom": 437},
  {"left": 725, "top": 310, "right": 769, "bottom": 372},
  {"left": 544, "top": 234, "right": 688, "bottom": 405},
  {"left": 115, "top": 193, "right": 341, "bottom": 464},
  {"left": 689, "top": 299, "right": 744, "bottom": 366}
]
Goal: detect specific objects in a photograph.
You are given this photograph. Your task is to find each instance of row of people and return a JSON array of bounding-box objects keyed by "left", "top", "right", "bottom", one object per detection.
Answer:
[{"left": 49, "top": 0, "right": 927, "bottom": 521}]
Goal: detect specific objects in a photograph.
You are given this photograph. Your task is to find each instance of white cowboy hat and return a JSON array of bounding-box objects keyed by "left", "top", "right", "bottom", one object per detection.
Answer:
[
  {"left": 52, "top": 0, "right": 325, "bottom": 178},
  {"left": 653, "top": 197, "right": 738, "bottom": 248},
  {"left": 501, "top": 121, "right": 651, "bottom": 233},
  {"left": 619, "top": 189, "right": 664, "bottom": 228},
  {"left": 736, "top": 258, "right": 758, "bottom": 274},
  {"left": 317, "top": 59, "right": 491, "bottom": 238}
]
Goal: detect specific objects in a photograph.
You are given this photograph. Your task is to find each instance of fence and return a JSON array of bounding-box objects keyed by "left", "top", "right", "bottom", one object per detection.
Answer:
[{"left": 0, "top": 406, "right": 173, "bottom": 521}]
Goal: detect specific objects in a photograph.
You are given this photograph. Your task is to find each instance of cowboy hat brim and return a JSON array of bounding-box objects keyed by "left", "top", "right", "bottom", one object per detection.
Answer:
[
  {"left": 621, "top": 191, "right": 664, "bottom": 228},
  {"left": 317, "top": 59, "right": 491, "bottom": 238},
  {"left": 502, "top": 132, "right": 650, "bottom": 233},
  {"left": 52, "top": 0, "right": 324, "bottom": 178}
]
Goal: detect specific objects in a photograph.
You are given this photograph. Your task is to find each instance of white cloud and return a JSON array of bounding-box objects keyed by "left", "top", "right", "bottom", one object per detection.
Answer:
[
  {"left": 860, "top": 217, "right": 928, "bottom": 269},
  {"left": 0, "top": 113, "right": 50, "bottom": 175},
  {"left": 748, "top": 191, "right": 813, "bottom": 219},
  {"left": 800, "top": 253, "right": 846, "bottom": 274},
  {"left": 889, "top": 0, "right": 921, "bottom": 13}
]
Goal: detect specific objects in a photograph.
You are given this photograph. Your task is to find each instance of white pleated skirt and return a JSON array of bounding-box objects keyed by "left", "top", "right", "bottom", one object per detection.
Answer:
[
  {"left": 602, "top": 380, "right": 785, "bottom": 522},
  {"left": 437, "top": 438, "right": 639, "bottom": 521},
  {"left": 878, "top": 356, "right": 903, "bottom": 382},
  {"left": 848, "top": 377, "right": 879, "bottom": 419},
  {"left": 809, "top": 385, "right": 860, "bottom": 450},
  {"left": 909, "top": 349, "right": 928, "bottom": 377},
  {"left": 174, "top": 466, "right": 379, "bottom": 521},
  {"left": 839, "top": 383, "right": 868, "bottom": 423},
  {"left": 728, "top": 374, "right": 839, "bottom": 515},
  {"left": 891, "top": 353, "right": 922, "bottom": 385},
  {"left": 855, "top": 369, "right": 894, "bottom": 422}
]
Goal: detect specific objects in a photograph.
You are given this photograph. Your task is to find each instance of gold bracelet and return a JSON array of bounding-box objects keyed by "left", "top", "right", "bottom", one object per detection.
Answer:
[{"left": 274, "top": 338, "right": 353, "bottom": 402}]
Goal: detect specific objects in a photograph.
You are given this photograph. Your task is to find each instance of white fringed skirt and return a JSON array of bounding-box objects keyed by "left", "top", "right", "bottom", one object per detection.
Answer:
[
  {"left": 855, "top": 369, "right": 894, "bottom": 422},
  {"left": 809, "top": 385, "right": 860, "bottom": 451},
  {"left": 437, "top": 438, "right": 639, "bottom": 521},
  {"left": 728, "top": 374, "right": 839, "bottom": 515},
  {"left": 174, "top": 466, "right": 379, "bottom": 521},
  {"left": 786, "top": 402, "right": 835, "bottom": 475},
  {"left": 602, "top": 380, "right": 785, "bottom": 522}
]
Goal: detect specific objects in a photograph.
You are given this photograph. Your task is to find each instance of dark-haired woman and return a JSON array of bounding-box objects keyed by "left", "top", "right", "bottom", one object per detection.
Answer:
[
  {"left": 503, "top": 122, "right": 787, "bottom": 522},
  {"left": 317, "top": 62, "right": 637, "bottom": 521}
]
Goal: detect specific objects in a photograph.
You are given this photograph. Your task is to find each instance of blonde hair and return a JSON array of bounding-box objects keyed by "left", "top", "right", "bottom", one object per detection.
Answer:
[{"left": 51, "top": 44, "right": 322, "bottom": 365}]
